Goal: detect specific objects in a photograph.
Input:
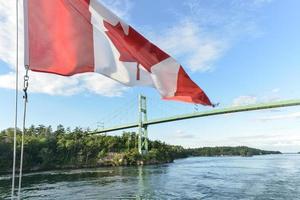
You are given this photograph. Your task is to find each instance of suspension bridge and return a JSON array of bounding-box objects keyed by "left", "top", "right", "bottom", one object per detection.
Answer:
[{"left": 91, "top": 95, "right": 300, "bottom": 155}]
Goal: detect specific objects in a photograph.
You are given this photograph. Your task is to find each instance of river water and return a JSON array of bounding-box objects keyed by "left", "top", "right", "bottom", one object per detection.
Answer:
[{"left": 1, "top": 154, "right": 300, "bottom": 199}]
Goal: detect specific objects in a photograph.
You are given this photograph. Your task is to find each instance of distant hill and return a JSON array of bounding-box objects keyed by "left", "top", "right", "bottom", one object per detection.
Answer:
[{"left": 186, "top": 146, "right": 281, "bottom": 157}]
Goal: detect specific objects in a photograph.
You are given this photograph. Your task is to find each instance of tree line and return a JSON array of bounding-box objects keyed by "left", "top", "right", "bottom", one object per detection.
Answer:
[
  {"left": 185, "top": 146, "right": 281, "bottom": 157},
  {"left": 0, "top": 125, "right": 280, "bottom": 174}
]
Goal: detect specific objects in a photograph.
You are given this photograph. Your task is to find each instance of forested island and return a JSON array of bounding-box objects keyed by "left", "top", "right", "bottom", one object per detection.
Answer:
[{"left": 0, "top": 125, "right": 281, "bottom": 174}]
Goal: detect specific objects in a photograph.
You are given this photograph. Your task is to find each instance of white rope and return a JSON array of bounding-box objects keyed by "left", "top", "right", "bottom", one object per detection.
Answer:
[
  {"left": 11, "top": 0, "right": 19, "bottom": 199},
  {"left": 17, "top": 104, "right": 26, "bottom": 200},
  {"left": 17, "top": 66, "right": 29, "bottom": 200}
]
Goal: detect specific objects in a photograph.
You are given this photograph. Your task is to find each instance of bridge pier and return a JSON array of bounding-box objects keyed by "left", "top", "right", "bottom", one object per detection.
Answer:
[{"left": 138, "top": 94, "right": 148, "bottom": 155}]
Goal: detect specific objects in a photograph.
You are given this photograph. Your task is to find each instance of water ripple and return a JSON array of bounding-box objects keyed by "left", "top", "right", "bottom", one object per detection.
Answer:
[{"left": 1, "top": 154, "right": 300, "bottom": 199}]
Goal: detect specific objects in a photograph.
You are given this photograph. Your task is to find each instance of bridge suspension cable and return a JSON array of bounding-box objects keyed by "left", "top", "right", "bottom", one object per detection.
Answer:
[
  {"left": 94, "top": 96, "right": 137, "bottom": 130},
  {"left": 91, "top": 99, "right": 300, "bottom": 135}
]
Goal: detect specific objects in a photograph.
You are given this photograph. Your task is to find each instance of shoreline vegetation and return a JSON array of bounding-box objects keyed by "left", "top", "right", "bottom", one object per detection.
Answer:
[{"left": 0, "top": 125, "right": 281, "bottom": 174}]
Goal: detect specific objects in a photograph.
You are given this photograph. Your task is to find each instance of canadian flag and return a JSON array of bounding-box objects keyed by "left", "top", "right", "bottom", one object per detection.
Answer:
[{"left": 24, "top": 0, "right": 212, "bottom": 106}]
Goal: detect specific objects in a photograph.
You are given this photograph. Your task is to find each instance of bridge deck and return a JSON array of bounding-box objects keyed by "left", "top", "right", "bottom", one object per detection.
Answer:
[{"left": 91, "top": 99, "right": 300, "bottom": 134}]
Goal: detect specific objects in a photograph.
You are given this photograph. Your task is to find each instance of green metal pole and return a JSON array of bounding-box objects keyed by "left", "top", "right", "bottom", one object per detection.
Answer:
[
  {"left": 143, "top": 97, "right": 148, "bottom": 153},
  {"left": 138, "top": 94, "right": 142, "bottom": 154},
  {"left": 138, "top": 94, "right": 148, "bottom": 155}
]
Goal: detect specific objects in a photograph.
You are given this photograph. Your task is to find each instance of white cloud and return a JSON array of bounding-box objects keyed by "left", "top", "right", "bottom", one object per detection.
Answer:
[
  {"left": 0, "top": 71, "right": 126, "bottom": 97},
  {"left": 77, "top": 73, "right": 126, "bottom": 97},
  {"left": 100, "top": 0, "right": 133, "bottom": 21},
  {"left": 0, "top": 1, "right": 18, "bottom": 67},
  {"left": 152, "top": 20, "right": 227, "bottom": 72},
  {"left": 232, "top": 88, "right": 282, "bottom": 106},
  {"left": 0, "top": 1, "right": 127, "bottom": 97},
  {"left": 166, "top": 0, "right": 273, "bottom": 72},
  {"left": 0, "top": 0, "right": 274, "bottom": 95},
  {"left": 232, "top": 95, "right": 258, "bottom": 106}
]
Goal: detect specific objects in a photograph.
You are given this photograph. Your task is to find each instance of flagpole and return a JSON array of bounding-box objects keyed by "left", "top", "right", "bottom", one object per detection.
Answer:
[{"left": 11, "top": 0, "right": 19, "bottom": 199}]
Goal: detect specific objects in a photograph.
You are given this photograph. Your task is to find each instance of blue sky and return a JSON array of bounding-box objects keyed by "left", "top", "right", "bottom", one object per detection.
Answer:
[{"left": 0, "top": 0, "right": 300, "bottom": 152}]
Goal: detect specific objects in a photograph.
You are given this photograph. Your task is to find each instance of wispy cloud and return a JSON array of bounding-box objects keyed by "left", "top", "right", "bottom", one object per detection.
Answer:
[
  {"left": 232, "top": 95, "right": 258, "bottom": 106},
  {"left": 148, "top": 0, "right": 273, "bottom": 72},
  {"left": 0, "top": 0, "right": 273, "bottom": 95},
  {"left": 181, "top": 129, "right": 300, "bottom": 152},
  {"left": 101, "top": 0, "right": 133, "bottom": 21},
  {"left": 173, "top": 130, "right": 196, "bottom": 139},
  {"left": 0, "top": 1, "right": 127, "bottom": 97},
  {"left": 0, "top": 72, "right": 126, "bottom": 97},
  {"left": 232, "top": 88, "right": 281, "bottom": 106},
  {"left": 0, "top": 1, "right": 17, "bottom": 67},
  {"left": 229, "top": 132, "right": 300, "bottom": 148},
  {"left": 259, "top": 112, "right": 300, "bottom": 122},
  {"left": 152, "top": 20, "right": 227, "bottom": 72}
]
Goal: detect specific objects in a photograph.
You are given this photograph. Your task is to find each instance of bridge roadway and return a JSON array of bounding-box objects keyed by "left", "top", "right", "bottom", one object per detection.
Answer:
[{"left": 91, "top": 99, "right": 300, "bottom": 134}]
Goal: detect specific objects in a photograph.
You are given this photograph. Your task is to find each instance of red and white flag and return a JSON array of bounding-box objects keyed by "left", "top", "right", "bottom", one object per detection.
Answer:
[{"left": 24, "top": 0, "right": 212, "bottom": 105}]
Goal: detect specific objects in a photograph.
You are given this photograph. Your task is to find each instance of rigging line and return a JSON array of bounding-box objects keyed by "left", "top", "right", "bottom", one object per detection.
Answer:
[
  {"left": 12, "top": 0, "right": 19, "bottom": 199},
  {"left": 99, "top": 97, "right": 136, "bottom": 126},
  {"left": 115, "top": 100, "right": 137, "bottom": 123},
  {"left": 17, "top": 66, "right": 29, "bottom": 200}
]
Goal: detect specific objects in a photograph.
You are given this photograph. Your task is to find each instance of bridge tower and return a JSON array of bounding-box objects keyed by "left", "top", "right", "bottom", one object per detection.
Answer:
[{"left": 138, "top": 94, "right": 148, "bottom": 155}]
